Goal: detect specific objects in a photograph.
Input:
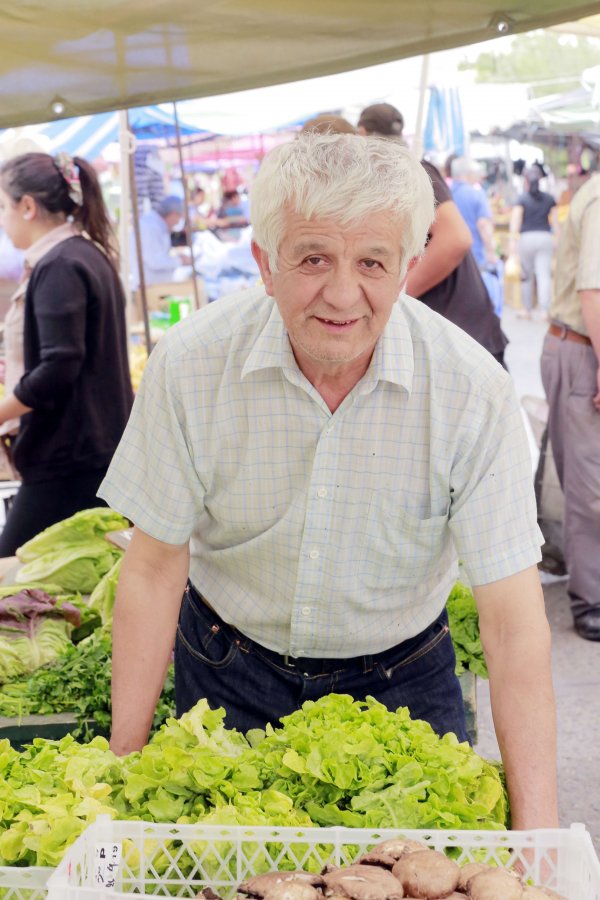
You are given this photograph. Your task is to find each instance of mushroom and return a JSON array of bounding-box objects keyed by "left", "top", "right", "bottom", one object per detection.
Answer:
[
  {"left": 367, "top": 840, "right": 429, "bottom": 861},
  {"left": 468, "top": 869, "right": 523, "bottom": 900},
  {"left": 456, "top": 863, "right": 490, "bottom": 892},
  {"left": 392, "top": 850, "right": 460, "bottom": 899},
  {"left": 239, "top": 872, "right": 324, "bottom": 898},
  {"left": 263, "top": 883, "right": 322, "bottom": 900},
  {"left": 323, "top": 863, "right": 405, "bottom": 900}
]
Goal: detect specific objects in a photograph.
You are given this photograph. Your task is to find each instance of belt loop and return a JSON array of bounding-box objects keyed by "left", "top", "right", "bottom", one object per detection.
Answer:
[{"left": 363, "top": 654, "right": 374, "bottom": 674}]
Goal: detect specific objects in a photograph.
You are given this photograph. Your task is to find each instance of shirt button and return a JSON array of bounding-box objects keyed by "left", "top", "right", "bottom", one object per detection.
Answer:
[
  {"left": 309, "top": 549, "right": 319, "bottom": 560},
  {"left": 301, "top": 606, "right": 311, "bottom": 616},
  {"left": 317, "top": 487, "right": 327, "bottom": 499}
]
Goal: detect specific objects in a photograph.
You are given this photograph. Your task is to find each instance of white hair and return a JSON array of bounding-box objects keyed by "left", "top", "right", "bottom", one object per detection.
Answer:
[
  {"left": 451, "top": 156, "right": 483, "bottom": 180},
  {"left": 250, "top": 133, "right": 435, "bottom": 273}
]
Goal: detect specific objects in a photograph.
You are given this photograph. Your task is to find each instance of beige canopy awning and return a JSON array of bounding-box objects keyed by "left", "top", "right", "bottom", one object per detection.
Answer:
[{"left": 1, "top": 1, "right": 600, "bottom": 129}]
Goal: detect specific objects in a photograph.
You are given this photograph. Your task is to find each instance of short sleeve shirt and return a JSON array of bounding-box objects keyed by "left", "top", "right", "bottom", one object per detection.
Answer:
[
  {"left": 550, "top": 174, "right": 600, "bottom": 334},
  {"left": 419, "top": 162, "right": 507, "bottom": 357},
  {"left": 99, "top": 286, "right": 542, "bottom": 658}
]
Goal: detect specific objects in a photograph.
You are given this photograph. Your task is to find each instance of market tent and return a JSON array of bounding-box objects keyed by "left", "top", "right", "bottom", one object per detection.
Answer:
[
  {"left": 37, "top": 106, "right": 213, "bottom": 160},
  {"left": 1, "top": 1, "right": 600, "bottom": 129}
]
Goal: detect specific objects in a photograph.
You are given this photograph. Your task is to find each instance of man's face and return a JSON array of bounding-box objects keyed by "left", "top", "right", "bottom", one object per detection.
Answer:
[{"left": 252, "top": 209, "right": 410, "bottom": 380}]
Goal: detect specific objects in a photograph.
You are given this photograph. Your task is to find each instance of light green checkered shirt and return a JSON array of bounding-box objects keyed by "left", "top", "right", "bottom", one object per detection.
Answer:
[{"left": 99, "top": 286, "right": 542, "bottom": 658}]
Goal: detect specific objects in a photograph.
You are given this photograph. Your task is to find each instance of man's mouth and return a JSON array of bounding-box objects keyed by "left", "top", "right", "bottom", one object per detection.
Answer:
[{"left": 316, "top": 317, "right": 357, "bottom": 327}]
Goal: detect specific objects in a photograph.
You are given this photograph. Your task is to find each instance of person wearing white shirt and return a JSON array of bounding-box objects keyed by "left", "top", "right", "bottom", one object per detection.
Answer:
[{"left": 100, "top": 133, "right": 557, "bottom": 832}]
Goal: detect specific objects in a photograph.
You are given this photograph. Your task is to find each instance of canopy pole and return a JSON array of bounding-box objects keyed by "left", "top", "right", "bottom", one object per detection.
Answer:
[
  {"left": 126, "top": 120, "right": 153, "bottom": 355},
  {"left": 173, "top": 101, "right": 202, "bottom": 312},
  {"left": 118, "top": 109, "right": 134, "bottom": 360},
  {"left": 412, "top": 54, "right": 431, "bottom": 160}
]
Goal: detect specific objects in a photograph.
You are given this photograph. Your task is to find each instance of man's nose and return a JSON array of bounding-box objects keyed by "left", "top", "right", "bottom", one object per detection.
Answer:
[{"left": 321, "top": 265, "right": 363, "bottom": 307}]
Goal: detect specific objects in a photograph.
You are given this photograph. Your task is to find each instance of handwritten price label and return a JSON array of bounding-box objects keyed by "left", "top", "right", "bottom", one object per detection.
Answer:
[{"left": 94, "top": 842, "right": 122, "bottom": 890}]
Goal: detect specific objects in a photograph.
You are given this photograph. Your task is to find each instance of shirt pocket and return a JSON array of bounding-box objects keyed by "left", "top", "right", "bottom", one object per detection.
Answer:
[{"left": 359, "top": 494, "right": 449, "bottom": 591}]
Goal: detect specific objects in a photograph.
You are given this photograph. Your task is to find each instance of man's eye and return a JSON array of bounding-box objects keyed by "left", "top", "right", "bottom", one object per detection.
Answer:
[
  {"left": 362, "top": 259, "right": 382, "bottom": 269},
  {"left": 305, "top": 256, "right": 323, "bottom": 265}
]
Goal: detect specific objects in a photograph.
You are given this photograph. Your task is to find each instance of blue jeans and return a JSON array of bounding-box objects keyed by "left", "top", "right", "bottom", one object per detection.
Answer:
[{"left": 174, "top": 584, "right": 468, "bottom": 742}]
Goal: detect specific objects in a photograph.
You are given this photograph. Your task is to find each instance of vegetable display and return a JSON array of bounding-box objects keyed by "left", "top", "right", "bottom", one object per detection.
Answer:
[
  {"left": 0, "top": 694, "right": 507, "bottom": 868},
  {"left": 0, "top": 588, "right": 81, "bottom": 683},
  {"left": 15, "top": 507, "right": 128, "bottom": 593},
  {"left": 0, "top": 629, "right": 175, "bottom": 739},
  {"left": 207, "top": 837, "right": 566, "bottom": 900},
  {"left": 446, "top": 582, "right": 488, "bottom": 679}
]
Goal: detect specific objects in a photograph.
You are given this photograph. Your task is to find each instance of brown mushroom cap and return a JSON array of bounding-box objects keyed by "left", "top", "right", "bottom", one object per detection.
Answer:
[
  {"left": 368, "top": 840, "right": 429, "bottom": 861},
  {"left": 468, "top": 869, "right": 523, "bottom": 900},
  {"left": 263, "top": 883, "right": 321, "bottom": 900},
  {"left": 323, "top": 863, "right": 404, "bottom": 900},
  {"left": 239, "top": 872, "right": 324, "bottom": 897},
  {"left": 456, "top": 862, "right": 491, "bottom": 892},
  {"left": 392, "top": 850, "right": 460, "bottom": 900}
]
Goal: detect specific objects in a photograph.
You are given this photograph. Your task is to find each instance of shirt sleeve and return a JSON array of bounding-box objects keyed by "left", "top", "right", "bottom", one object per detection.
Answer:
[
  {"left": 576, "top": 197, "right": 600, "bottom": 292},
  {"left": 97, "top": 336, "right": 205, "bottom": 544},
  {"left": 13, "top": 257, "right": 86, "bottom": 409},
  {"left": 448, "top": 374, "right": 543, "bottom": 585}
]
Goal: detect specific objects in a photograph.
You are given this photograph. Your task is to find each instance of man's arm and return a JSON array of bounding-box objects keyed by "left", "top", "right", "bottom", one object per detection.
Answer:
[
  {"left": 405, "top": 200, "right": 472, "bottom": 297},
  {"left": 580, "top": 290, "right": 600, "bottom": 410},
  {"left": 473, "top": 565, "right": 558, "bottom": 829},
  {"left": 110, "top": 526, "right": 190, "bottom": 755}
]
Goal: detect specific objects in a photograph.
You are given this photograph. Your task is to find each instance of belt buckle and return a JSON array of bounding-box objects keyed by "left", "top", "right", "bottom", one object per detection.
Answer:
[{"left": 556, "top": 322, "right": 569, "bottom": 341}]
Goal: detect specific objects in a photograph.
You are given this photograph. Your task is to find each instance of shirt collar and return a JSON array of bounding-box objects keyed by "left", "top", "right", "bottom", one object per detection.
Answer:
[
  {"left": 24, "top": 221, "right": 80, "bottom": 271},
  {"left": 242, "top": 294, "right": 414, "bottom": 395}
]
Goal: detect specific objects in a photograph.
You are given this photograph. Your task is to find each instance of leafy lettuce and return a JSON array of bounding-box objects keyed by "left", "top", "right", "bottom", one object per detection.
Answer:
[{"left": 15, "top": 508, "right": 128, "bottom": 593}]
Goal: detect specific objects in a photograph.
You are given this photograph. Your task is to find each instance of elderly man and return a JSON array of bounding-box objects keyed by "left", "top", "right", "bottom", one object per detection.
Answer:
[
  {"left": 100, "top": 134, "right": 557, "bottom": 831},
  {"left": 541, "top": 162, "right": 600, "bottom": 641}
]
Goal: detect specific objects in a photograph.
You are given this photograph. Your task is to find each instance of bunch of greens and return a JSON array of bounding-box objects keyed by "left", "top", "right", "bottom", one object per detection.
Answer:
[
  {"left": 247, "top": 694, "right": 505, "bottom": 831},
  {"left": 0, "top": 589, "right": 81, "bottom": 683},
  {"left": 88, "top": 556, "right": 122, "bottom": 626},
  {"left": 0, "top": 694, "right": 507, "bottom": 870},
  {"left": 0, "top": 733, "right": 125, "bottom": 867},
  {"left": 0, "top": 629, "right": 175, "bottom": 740},
  {"left": 15, "top": 508, "right": 129, "bottom": 593},
  {"left": 446, "top": 581, "right": 489, "bottom": 678}
]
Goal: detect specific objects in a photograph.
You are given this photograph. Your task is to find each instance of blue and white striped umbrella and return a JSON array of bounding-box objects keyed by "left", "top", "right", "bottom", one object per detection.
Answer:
[
  {"left": 39, "top": 105, "right": 213, "bottom": 159},
  {"left": 423, "top": 86, "right": 466, "bottom": 158}
]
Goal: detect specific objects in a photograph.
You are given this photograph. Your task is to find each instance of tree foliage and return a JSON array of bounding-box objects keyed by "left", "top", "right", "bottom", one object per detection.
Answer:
[{"left": 459, "top": 32, "right": 600, "bottom": 97}]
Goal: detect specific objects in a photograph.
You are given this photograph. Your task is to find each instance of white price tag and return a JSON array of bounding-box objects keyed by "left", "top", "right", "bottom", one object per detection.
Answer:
[{"left": 94, "top": 842, "right": 122, "bottom": 890}]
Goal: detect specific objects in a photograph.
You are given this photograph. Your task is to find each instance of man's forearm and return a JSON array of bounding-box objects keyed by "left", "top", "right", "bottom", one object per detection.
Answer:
[
  {"left": 486, "top": 623, "right": 558, "bottom": 829},
  {"left": 110, "top": 531, "right": 189, "bottom": 755}
]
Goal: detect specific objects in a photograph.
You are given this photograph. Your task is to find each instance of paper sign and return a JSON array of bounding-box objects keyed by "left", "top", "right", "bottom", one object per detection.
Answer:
[{"left": 94, "top": 842, "right": 122, "bottom": 890}]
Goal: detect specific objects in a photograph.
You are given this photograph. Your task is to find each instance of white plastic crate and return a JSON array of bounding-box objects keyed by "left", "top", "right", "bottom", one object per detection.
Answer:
[
  {"left": 46, "top": 818, "right": 600, "bottom": 899},
  {"left": 0, "top": 865, "right": 53, "bottom": 899}
]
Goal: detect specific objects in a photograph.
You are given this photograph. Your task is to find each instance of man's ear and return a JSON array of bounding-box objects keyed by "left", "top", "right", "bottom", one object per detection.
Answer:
[
  {"left": 399, "top": 255, "right": 420, "bottom": 292},
  {"left": 251, "top": 241, "right": 275, "bottom": 295}
]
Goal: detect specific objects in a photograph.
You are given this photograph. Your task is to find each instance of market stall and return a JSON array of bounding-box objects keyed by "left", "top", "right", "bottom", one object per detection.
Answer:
[{"left": 1, "top": 2, "right": 600, "bottom": 897}]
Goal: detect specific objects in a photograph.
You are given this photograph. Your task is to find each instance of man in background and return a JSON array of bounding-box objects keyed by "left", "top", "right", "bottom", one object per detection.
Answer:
[
  {"left": 130, "top": 194, "right": 187, "bottom": 289},
  {"left": 541, "top": 161, "right": 600, "bottom": 641},
  {"left": 451, "top": 156, "right": 503, "bottom": 317},
  {"left": 357, "top": 103, "right": 507, "bottom": 365}
]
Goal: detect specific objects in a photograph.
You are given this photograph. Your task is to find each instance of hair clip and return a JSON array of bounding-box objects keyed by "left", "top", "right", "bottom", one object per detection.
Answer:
[{"left": 54, "top": 152, "right": 83, "bottom": 207}]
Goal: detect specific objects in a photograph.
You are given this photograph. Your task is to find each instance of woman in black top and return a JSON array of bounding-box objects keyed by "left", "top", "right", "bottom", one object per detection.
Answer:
[
  {"left": 0, "top": 152, "right": 133, "bottom": 555},
  {"left": 509, "top": 166, "right": 556, "bottom": 320}
]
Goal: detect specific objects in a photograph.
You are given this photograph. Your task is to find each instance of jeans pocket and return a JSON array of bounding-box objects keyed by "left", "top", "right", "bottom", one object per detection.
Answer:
[
  {"left": 376, "top": 616, "right": 451, "bottom": 681},
  {"left": 176, "top": 587, "right": 239, "bottom": 669}
]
